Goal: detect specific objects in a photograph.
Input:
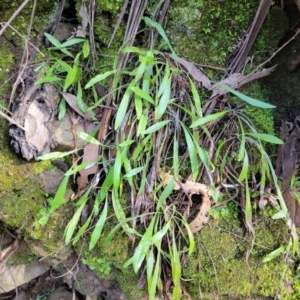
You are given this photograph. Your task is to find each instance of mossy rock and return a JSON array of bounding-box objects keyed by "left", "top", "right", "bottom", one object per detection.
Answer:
[{"left": 182, "top": 214, "right": 300, "bottom": 299}]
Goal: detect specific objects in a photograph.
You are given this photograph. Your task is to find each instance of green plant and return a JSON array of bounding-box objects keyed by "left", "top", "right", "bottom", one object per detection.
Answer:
[{"left": 35, "top": 21, "right": 292, "bottom": 299}]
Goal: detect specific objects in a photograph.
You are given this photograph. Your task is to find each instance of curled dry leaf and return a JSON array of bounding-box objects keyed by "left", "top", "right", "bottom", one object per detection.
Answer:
[
  {"left": 159, "top": 169, "right": 211, "bottom": 233},
  {"left": 182, "top": 180, "right": 211, "bottom": 233}
]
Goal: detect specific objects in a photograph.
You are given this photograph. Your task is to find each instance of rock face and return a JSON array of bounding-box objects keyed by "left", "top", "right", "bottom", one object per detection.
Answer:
[
  {"left": 9, "top": 83, "right": 60, "bottom": 160},
  {"left": 9, "top": 83, "right": 98, "bottom": 160}
]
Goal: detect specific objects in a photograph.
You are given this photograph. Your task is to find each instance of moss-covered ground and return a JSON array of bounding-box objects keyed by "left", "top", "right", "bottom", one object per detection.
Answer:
[{"left": 0, "top": 0, "right": 299, "bottom": 299}]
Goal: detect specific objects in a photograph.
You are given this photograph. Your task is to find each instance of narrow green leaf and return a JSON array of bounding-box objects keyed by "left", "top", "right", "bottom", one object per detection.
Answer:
[
  {"left": 157, "top": 180, "right": 175, "bottom": 210},
  {"left": 272, "top": 210, "right": 287, "bottom": 219},
  {"left": 137, "top": 111, "right": 148, "bottom": 137},
  {"left": 49, "top": 175, "right": 70, "bottom": 213},
  {"left": 246, "top": 133, "right": 283, "bottom": 144},
  {"left": 44, "top": 32, "right": 62, "bottom": 48},
  {"left": 156, "top": 75, "right": 171, "bottom": 119},
  {"left": 124, "top": 166, "right": 145, "bottom": 178},
  {"left": 142, "top": 17, "right": 176, "bottom": 55},
  {"left": 85, "top": 70, "right": 116, "bottom": 89},
  {"left": 237, "top": 119, "right": 245, "bottom": 161},
  {"left": 151, "top": 220, "right": 171, "bottom": 244},
  {"left": 76, "top": 130, "right": 101, "bottom": 145},
  {"left": 181, "top": 217, "right": 195, "bottom": 255},
  {"left": 83, "top": 40, "right": 90, "bottom": 58},
  {"left": 89, "top": 199, "right": 108, "bottom": 250},
  {"left": 190, "top": 110, "right": 229, "bottom": 128},
  {"left": 189, "top": 78, "right": 202, "bottom": 117},
  {"left": 238, "top": 151, "right": 249, "bottom": 181},
  {"left": 262, "top": 246, "right": 286, "bottom": 262},
  {"left": 134, "top": 93, "right": 143, "bottom": 119},
  {"left": 181, "top": 123, "right": 199, "bottom": 180},
  {"left": 34, "top": 76, "right": 62, "bottom": 85},
  {"left": 146, "top": 248, "right": 155, "bottom": 295},
  {"left": 37, "top": 150, "right": 75, "bottom": 160},
  {"left": 65, "top": 202, "right": 86, "bottom": 244},
  {"left": 60, "top": 38, "right": 85, "bottom": 48},
  {"left": 219, "top": 84, "right": 276, "bottom": 109},
  {"left": 158, "top": 63, "right": 170, "bottom": 98},
  {"left": 58, "top": 98, "right": 67, "bottom": 120},
  {"left": 113, "top": 149, "right": 122, "bottom": 190},
  {"left": 65, "top": 161, "right": 99, "bottom": 176},
  {"left": 73, "top": 215, "right": 92, "bottom": 245},
  {"left": 149, "top": 249, "right": 161, "bottom": 300},
  {"left": 131, "top": 86, "right": 155, "bottom": 104},
  {"left": 57, "top": 59, "right": 72, "bottom": 72},
  {"left": 143, "top": 120, "right": 170, "bottom": 135},
  {"left": 171, "top": 233, "right": 182, "bottom": 300},
  {"left": 64, "top": 65, "right": 81, "bottom": 91},
  {"left": 114, "top": 83, "right": 134, "bottom": 130},
  {"left": 118, "top": 140, "right": 135, "bottom": 147}
]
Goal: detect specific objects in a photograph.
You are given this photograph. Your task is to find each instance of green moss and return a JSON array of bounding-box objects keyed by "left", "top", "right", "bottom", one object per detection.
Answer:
[
  {"left": 182, "top": 213, "right": 299, "bottom": 299},
  {"left": 166, "top": 0, "right": 259, "bottom": 77}
]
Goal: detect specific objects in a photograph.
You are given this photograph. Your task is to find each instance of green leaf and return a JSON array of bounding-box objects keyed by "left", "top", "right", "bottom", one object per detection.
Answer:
[
  {"left": 76, "top": 130, "right": 102, "bottom": 145},
  {"left": 272, "top": 210, "right": 287, "bottom": 219},
  {"left": 65, "top": 161, "right": 99, "bottom": 176},
  {"left": 150, "top": 220, "right": 171, "bottom": 244},
  {"left": 85, "top": 70, "right": 116, "bottom": 89},
  {"left": 60, "top": 38, "right": 85, "bottom": 48},
  {"left": 246, "top": 133, "right": 283, "bottom": 144},
  {"left": 137, "top": 111, "right": 148, "bottom": 137},
  {"left": 238, "top": 151, "right": 249, "bottom": 181},
  {"left": 73, "top": 215, "right": 92, "bottom": 245},
  {"left": 58, "top": 98, "right": 67, "bottom": 120},
  {"left": 262, "top": 246, "right": 286, "bottom": 262},
  {"left": 156, "top": 180, "right": 175, "bottom": 210},
  {"left": 181, "top": 123, "right": 199, "bottom": 180},
  {"left": 131, "top": 86, "right": 155, "bottom": 105},
  {"left": 65, "top": 202, "right": 86, "bottom": 244},
  {"left": 34, "top": 76, "right": 62, "bottom": 85},
  {"left": 44, "top": 32, "right": 62, "bottom": 48},
  {"left": 190, "top": 110, "right": 229, "bottom": 128},
  {"left": 89, "top": 199, "right": 108, "bottom": 250},
  {"left": 124, "top": 166, "right": 145, "bottom": 178},
  {"left": 142, "top": 17, "right": 176, "bottom": 56},
  {"left": 37, "top": 150, "right": 75, "bottom": 160},
  {"left": 156, "top": 75, "right": 171, "bottom": 119},
  {"left": 49, "top": 175, "right": 70, "bottom": 213},
  {"left": 237, "top": 120, "right": 245, "bottom": 161},
  {"left": 118, "top": 140, "right": 135, "bottom": 147},
  {"left": 64, "top": 65, "right": 81, "bottom": 91},
  {"left": 114, "top": 82, "right": 134, "bottom": 130},
  {"left": 189, "top": 78, "right": 202, "bottom": 117},
  {"left": 143, "top": 120, "right": 170, "bottom": 135},
  {"left": 83, "top": 40, "right": 90, "bottom": 58},
  {"left": 219, "top": 84, "right": 276, "bottom": 109}
]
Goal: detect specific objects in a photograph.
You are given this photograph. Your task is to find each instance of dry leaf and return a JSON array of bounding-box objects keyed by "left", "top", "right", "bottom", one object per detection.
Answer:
[
  {"left": 182, "top": 181, "right": 211, "bottom": 233},
  {"left": 62, "top": 92, "right": 93, "bottom": 120},
  {"left": 166, "top": 54, "right": 211, "bottom": 89},
  {"left": 77, "top": 143, "right": 99, "bottom": 192}
]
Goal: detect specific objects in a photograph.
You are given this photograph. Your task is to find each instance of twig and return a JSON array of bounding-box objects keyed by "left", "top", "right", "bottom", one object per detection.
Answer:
[
  {"left": 250, "top": 28, "right": 300, "bottom": 75},
  {"left": 0, "top": 0, "right": 30, "bottom": 37}
]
